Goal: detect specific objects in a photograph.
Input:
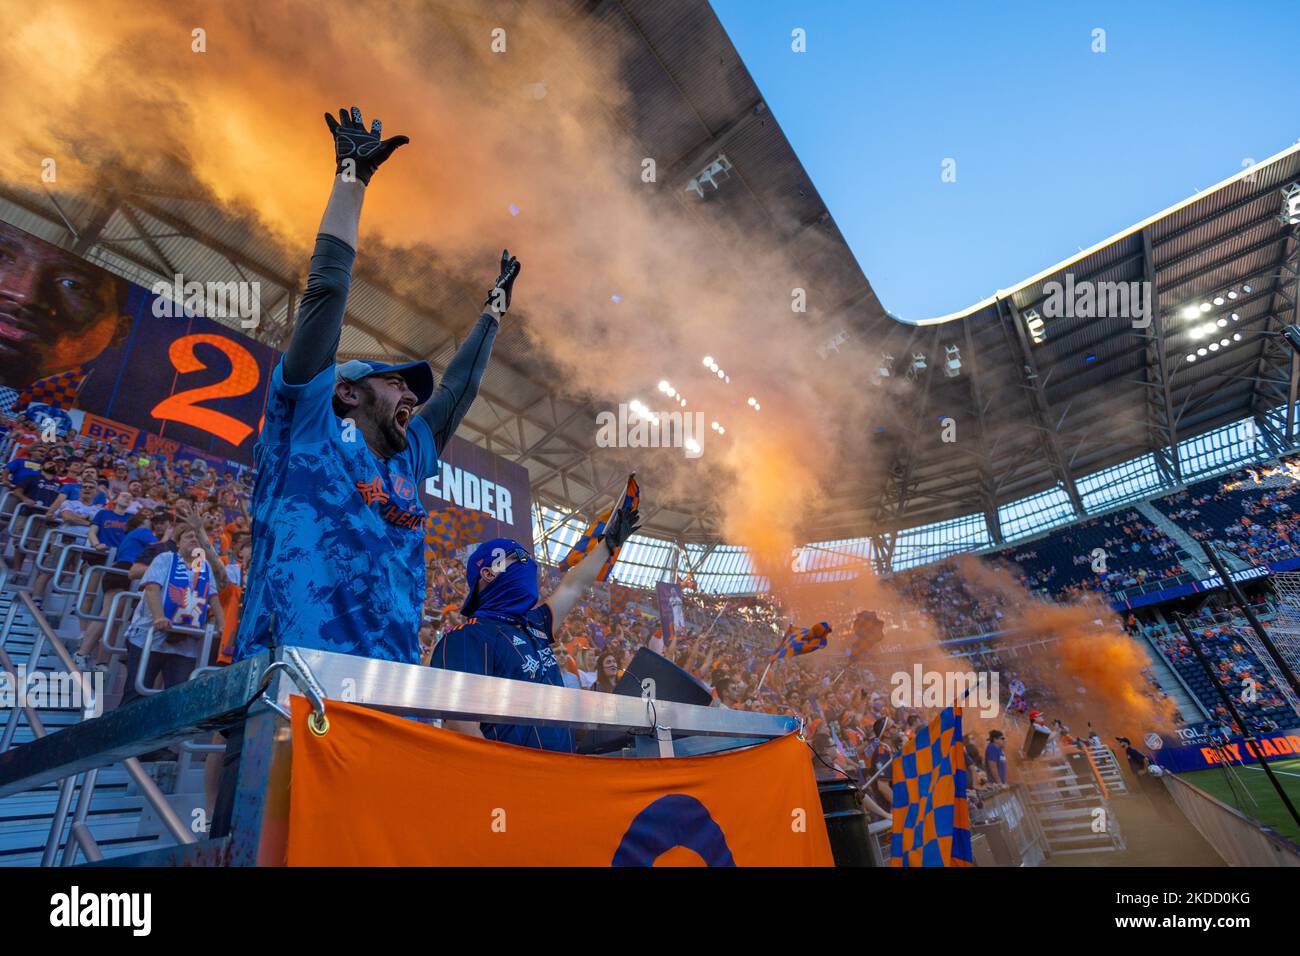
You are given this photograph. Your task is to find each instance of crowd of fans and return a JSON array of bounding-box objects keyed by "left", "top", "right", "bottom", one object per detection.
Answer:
[
  {"left": 1, "top": 412, "right": 1294, "bottom": 800},
  {"left": 888, "top": 562, "right": 1011, "bottom": 637},
  {"left": 1141, "top": 605, "right": 1292, "bottom": 736},
  {"left": 995, "top": 509, "right": 1188, "bottom": 601},
  {"left": 0, "top": 417, "right": 252, "bottom": 682},
  {"left": 1155, "top": 458, "right": 1300, "bottom": 566}
]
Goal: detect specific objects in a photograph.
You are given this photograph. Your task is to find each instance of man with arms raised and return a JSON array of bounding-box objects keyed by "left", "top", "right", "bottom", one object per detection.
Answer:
[
  {"left": 216, "top": 106, "right": 518, "bottom": 832},
  {"left": 233, "top": 106, "right": 518, "bottom": 665}
]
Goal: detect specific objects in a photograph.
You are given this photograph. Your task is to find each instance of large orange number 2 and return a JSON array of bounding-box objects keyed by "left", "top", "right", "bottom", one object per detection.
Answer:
[{"left": 150, "top": 334, "right": 259, "bottom": 447}]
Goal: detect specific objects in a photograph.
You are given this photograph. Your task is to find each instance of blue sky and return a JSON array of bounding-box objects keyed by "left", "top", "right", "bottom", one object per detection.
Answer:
[{"left": 709, "top": 0, "right": 1300, "bottom": 320}]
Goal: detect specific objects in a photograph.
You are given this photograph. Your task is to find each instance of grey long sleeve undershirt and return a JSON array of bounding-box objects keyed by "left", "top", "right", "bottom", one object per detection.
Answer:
[{"left": 282, "top": 233, "right": 499, "bottom": 457}]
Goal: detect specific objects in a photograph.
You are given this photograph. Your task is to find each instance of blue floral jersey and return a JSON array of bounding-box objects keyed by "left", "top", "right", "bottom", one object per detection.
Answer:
[{"left": 233, "top": 358, "right": 437, "bottom": 665}]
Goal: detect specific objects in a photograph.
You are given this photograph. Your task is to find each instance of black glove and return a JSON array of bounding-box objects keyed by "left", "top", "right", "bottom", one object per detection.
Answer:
[
  {"left": 602, "top": 503, "right": 641, "bottom": 556},
  {"left": 324, "top": 106, "right": 409, "bottom": 185},
  {"left": 483, "top": 249, "right": 521, "bottom": 314}
]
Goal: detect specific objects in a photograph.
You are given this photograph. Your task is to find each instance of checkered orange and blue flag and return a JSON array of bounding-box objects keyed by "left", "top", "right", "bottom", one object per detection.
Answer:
[
  {"left": 559, "top": 473, "right": 639, "bottom": 583},
  {"left": 17, "top": 366, "right": 87, "bottom": 411},
  {"left": 890, "top": 706, "right": 972, "bottom": 867},
  {"left": 771, "top": 621, "right": 831, "bottom": 661}
]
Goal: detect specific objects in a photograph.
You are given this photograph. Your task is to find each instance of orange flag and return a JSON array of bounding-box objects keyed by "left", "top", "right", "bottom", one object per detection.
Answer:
[{"left": 287, "top": 696, "right": 833, "bottom": 866}]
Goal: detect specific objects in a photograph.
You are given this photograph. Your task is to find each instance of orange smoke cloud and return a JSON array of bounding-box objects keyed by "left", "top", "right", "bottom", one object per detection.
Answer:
[
  {"left": 5, "top": 5, "right": 1174, "bottom": 748},
  {"left": 955, "top": 556, "right": 1177, "bottom": 739},
  {"left": 0, "top": 0, "right": 890, "bottom": 555}
]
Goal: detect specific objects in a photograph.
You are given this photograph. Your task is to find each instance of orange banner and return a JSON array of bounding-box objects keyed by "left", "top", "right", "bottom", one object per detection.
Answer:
[
  {"left": 287, "top": 696, "right": 833, "bottom": 866},
  {"left": 79, "top": 412, "right": 139, "bottom": 449}
]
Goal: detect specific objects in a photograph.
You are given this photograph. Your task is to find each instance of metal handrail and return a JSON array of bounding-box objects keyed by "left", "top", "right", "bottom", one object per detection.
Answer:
[
  {"left": 16, "top": 511, "right": 54, "bottom": 558},
  {"left": 71, "top": 562, "right": 119, "bottom": 624},
  {"left": 31, "top": 524, "right": 87, "bottom": 579},
  {"left": 133, "top": 622, "right": 210, "bottom": 698},
  {"left": 4, "top": 498, "right": 34, "bottom": 536},
  {"left": 100, "top": 591, "right": 143, "bottom": 657},
  {"left": 49, "top": 543, "right": 101, "bottom": 598},
  {"left": 10, "top": 592, "right": 197, "bottom": 856}
]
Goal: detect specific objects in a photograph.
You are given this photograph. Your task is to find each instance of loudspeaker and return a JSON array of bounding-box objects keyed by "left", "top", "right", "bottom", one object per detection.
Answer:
[
  {"left": 817, "top": 779, "right": 876, "bottom": 867},
  {"left": 1023, "top": 725, "right": 1051, "bottom": 759},
  {"left": 576, "top": 647, "right": 713, "bottom": 754}
]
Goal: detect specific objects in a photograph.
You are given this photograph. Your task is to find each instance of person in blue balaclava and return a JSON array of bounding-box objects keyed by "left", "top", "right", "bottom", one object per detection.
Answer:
[{"left": 429, "top": 496, "right": 641, "bottom": 752}]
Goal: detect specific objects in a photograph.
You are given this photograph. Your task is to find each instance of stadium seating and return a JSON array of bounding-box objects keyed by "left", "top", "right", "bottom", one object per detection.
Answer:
[
  {"left": 1139, "top": 609, "right": 1293, "bottom": 733},
  {"left": 1152, "top": 456, "right": 1300, "bottom": 567},
  {"left": 992, "top": 509, "right": 1189, "bottom": 599}
]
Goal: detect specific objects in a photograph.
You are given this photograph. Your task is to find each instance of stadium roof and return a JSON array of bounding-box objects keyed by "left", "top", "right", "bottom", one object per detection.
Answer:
[
  {"left": 4, "top": 0, "right": 1300, "bottom": 571},
  {"left": 818, "top": 138, "right": 1300, "bottom": 558}
]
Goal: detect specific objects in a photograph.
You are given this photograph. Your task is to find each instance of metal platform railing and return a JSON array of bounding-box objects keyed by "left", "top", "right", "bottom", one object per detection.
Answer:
[
  {"left": 0, "top": 591, "right": 196, "bottom": 864},
  {"left": 0, "top": 645, "right": 798, "bottom": 866}
]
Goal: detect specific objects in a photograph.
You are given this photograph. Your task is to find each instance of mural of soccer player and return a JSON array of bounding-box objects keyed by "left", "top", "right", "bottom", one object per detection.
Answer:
[{"left": 0, "top": 220, "right": 131, "bottom": 413}]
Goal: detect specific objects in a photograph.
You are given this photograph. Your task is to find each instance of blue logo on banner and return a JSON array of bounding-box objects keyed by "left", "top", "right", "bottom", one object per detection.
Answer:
[{"left": 611, "top": 794, "right": 736, "bottom": 867}]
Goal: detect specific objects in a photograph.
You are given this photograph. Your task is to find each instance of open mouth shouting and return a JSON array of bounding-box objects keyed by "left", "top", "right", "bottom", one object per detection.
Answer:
[{"left": 394, "top": 403, "right": 413, "bottom": 431}]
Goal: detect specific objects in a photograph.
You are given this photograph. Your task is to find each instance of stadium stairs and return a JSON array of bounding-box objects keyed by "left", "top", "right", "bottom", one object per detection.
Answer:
[
  {"left": 1135, "top": 616, "right": 1210, "bottom": 723},
  {"left": 1019, "top": 745, "right": 1127, "bottom": 856},
  {"left": 0, "top": 556, "right": 201, "bottom": 866},
  {"left": 1133, "top": 502, "right": 1216, "bottom": 576}
]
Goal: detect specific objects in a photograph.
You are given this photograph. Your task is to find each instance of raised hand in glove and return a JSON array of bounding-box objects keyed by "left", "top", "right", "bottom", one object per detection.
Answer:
[
  {"left": 602, "top": 502, "right": 641, "bottom": 556},
  {"left": 483, "top": 249, "right": 521, "bottom": 316},
  {"left": 324, "top": 106, "right": 409, "bottom": 186}
]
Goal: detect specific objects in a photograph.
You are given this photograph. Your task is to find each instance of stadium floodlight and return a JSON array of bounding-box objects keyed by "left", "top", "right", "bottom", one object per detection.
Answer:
[
  {"left": 1281, "top": 325, "right": 1300, "bottom": 356},
  {"left": 658, "top": 380, "right": 670, "bottom": 393},
  {"left": 1216, "top": 318, "right": 1227, "bottom": 327},
  {"left": 716, "top": 368, "right": 725, "bottom": 379},
  {"left": 1213, "top": 296, "right": 1225, "bottom": 306},
  {"left": 944, "top": 344, "right": 962, "bottom": 377},
  {"left": 1209, "top": 342, "right": 1220, "bottom": 351},
  {"left": 1180, "top": 306, "right": 1200, "bottom": 320},
  {"left": 1185, "top": 354, "right": 1196, "bottom": 362},
  {"left": 703, "top": 356, "right": 713, "bottom": 367},
  {"left": 1230, "top": 312, "right": 1240, "bottom": 321},
  {"left": 1228, "top": 290, "right": 1238, "bottom": 299},
  {"left": 1283, "top": 184, "right": 1300, "bottom": 224},
  {"left": 1220, "top": 338, "right": 1230, "bottom": 347},
  {"left": 1197, "top": 348, "right": 1208, "bottom": 356},
  {"left": 685, "top": 154, "right": 733, "bottom": 199},
  {"left": 1243, "top": 284, "right": 1253, "bottom": 294},
  {"left": 878, "top": 354, "right": 895, "bottom": 378},
  {"left": 1190, "top": 326, "right": 1205, "bottom": 340},
  {"left": 1199, "top": 302, "right": 1212, "bottom": 312},
  {"left": 912, "top": 352, "right": 927, "bottom": 370},
  {"left": 1233, "top": 332, "right": 1242, "bottom": 341},
  {"left": 1022, "top": 308, "right": 1046, "bottom": 343},
  {"left": 747, "top": 397, "right": 756, "bottom": 406}
]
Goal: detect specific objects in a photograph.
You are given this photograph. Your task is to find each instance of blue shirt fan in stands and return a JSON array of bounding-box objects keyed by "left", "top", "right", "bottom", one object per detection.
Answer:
[
  {"left": 233, "top": 358, "right": 437, "bottom": 665},
  {"left": 91, "top": 509, "right": 130, "bottom": 550}
]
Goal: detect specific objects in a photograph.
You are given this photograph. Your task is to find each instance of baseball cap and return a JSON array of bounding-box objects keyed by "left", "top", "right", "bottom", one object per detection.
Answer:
[
  {"left": 335, "top": 359, "right": 434, "bottom": 406},
  {"left": 461, "top": 537, "right": 531, "bottom": 617}
]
